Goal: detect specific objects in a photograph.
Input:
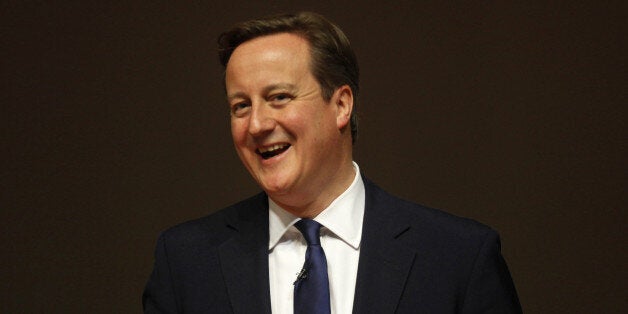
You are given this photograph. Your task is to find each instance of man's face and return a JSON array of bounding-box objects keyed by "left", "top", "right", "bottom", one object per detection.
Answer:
[{"left": 225, "top": 33, "right": 350, "bottom": 208}]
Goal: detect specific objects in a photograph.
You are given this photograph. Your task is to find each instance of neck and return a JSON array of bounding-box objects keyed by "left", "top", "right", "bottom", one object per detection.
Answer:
[{"left": 271, "top": 160, "right": 356, "bottom": 218}]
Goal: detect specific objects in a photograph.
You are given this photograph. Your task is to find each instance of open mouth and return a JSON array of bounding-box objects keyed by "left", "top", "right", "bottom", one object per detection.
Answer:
[{"left": 257, "top": 144, "right": 291, "bottom": 160}]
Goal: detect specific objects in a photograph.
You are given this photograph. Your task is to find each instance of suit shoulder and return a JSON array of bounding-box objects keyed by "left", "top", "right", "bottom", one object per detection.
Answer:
[
  {"left": 402, "top": 196, "right": 493, "bottom": 237},
  {"left": 365, "top": 179, "right": 497, "bottom": 241},
  {"left": 156, "top": 192, "right": 266, "bottom": 245}
]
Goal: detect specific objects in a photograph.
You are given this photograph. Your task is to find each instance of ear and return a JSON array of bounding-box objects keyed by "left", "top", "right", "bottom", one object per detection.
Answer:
[{"left": 333, "top": 85, "right": 354, "bottom": 130}]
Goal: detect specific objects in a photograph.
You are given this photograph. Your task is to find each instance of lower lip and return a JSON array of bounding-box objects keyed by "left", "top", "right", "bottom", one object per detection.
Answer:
[{"left": 259, "top": 146, "right": 290, "bottom": 165}]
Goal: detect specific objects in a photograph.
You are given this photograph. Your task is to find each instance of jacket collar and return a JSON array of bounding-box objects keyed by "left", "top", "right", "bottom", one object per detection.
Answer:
[
  {"left": 352, "top": 177, "right": 416, "bottom": 313},
  {"left": 216, "top": 177, "right": 415, "bottom": 314},
  {"left": 218, "top": 193, "right": 272, "bottom": 314}
]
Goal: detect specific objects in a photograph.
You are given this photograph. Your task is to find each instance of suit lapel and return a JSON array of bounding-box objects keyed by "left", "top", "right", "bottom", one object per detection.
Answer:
[
  {"left": 218, "top": 194, "right": 272, "bottom": 314},
  {"left": 215, "top": 180, "right": 417, "bottom": 313},
  {"left": 353, "top": 179, "right": 416, "bottom": 313}
]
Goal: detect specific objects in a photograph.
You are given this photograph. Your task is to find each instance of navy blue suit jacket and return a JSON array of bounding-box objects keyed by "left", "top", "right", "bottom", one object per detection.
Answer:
[{"left": 143, "top": 178, "right": 522, "bottom": 313}]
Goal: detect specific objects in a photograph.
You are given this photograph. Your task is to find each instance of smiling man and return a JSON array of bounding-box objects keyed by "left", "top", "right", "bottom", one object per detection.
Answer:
[
  {"left": 227, "top": 31, "right": 355, "bottom": 219},
  {"left": 143, "top": 12, "right": 522, "bottom": 314}
]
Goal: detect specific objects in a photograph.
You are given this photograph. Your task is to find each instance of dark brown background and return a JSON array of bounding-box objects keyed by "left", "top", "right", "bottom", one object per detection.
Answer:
[{"left": 3, "top": 1, "right": 626, "bottom": 313}]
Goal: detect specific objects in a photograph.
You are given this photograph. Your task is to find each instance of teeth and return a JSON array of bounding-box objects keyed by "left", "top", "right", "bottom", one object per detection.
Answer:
[{"left": 259, "top": 144, "right": 288, "bottom": 153}]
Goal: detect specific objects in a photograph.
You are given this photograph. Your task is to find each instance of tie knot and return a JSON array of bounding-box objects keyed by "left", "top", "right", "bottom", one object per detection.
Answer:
[{"left": 295, "top": 219, "right": 322, "bottom": 245}]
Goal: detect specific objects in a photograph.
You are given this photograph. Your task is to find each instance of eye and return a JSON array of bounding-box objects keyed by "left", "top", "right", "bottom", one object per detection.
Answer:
[
  {"left": 231, "top": 102, "right": 250, "bottom": 117},
  {"left": 270, "top": 93, "right": 293, "bottom": 104}
]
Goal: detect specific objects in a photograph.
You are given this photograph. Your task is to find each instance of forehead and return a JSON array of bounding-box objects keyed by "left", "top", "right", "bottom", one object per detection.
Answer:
[{"left": 226, "top": 33, "right": 311, "bottom": 78}]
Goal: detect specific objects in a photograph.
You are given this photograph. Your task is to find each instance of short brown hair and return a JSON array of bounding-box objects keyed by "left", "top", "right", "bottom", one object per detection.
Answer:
[{"left": 218, "top": 12, "right": 360, "bottom": 143}]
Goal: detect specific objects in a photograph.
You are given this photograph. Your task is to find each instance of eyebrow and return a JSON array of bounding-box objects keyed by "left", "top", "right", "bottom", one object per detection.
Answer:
[{"left": 227, "top": 83, "right": 297, "bottom": 101}]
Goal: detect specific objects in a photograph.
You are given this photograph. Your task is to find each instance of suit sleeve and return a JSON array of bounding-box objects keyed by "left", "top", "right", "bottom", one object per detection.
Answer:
[
  {"left": 143, "top": 233, "right": 179, "bottom": 314},
  {"left": 461, "top": 230, "right": 522, "bottom": 314}
]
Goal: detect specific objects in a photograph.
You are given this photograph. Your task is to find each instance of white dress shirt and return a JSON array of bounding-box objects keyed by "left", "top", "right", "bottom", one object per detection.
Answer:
[{"left": 268, "top": 162, "right": 365, "bottom": 314}]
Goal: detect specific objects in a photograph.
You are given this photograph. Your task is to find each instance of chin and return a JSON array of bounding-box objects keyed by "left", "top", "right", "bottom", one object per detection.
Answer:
[
  {"left": 257, "top": 174, "right": 295, "bottom": 196},
  {"left": 260, "top": 181, "right": 290, "bottom": 196}
]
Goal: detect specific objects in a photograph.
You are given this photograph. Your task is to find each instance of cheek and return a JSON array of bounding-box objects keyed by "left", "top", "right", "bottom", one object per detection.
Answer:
[
  {"left": 230, "top": 120, "right": 246, "bottom": 143},
  {"left": 283, "top": 105, "right": 324, "bottom": 131},
  {"left": 278, "top": 111, "right": 304, "bottom": 137}
]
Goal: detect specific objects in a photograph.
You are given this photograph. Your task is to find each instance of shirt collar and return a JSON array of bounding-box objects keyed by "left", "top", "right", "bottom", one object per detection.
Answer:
[{"left": 268, "top": 162, "right": 365, "bottom": 250}]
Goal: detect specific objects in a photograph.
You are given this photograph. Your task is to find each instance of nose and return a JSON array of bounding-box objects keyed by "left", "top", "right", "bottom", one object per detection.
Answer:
[{"left": 248, "top": 101, "right": 276, "bottom": 137}]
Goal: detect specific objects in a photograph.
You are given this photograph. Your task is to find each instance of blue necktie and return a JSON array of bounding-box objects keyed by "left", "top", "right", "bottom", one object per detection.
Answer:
[{"left": 294, "top": 219, "right": 331, "bottom": 314}]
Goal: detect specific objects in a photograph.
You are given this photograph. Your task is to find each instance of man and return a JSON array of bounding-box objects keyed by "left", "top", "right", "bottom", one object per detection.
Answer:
[{"left": 143, "top": 12, "right": 521, "bottom": 313}]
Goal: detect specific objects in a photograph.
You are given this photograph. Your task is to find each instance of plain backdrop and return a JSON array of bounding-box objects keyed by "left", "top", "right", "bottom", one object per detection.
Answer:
[{"left": 3, "top": 1, "right": 626, "bottom": 313}]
